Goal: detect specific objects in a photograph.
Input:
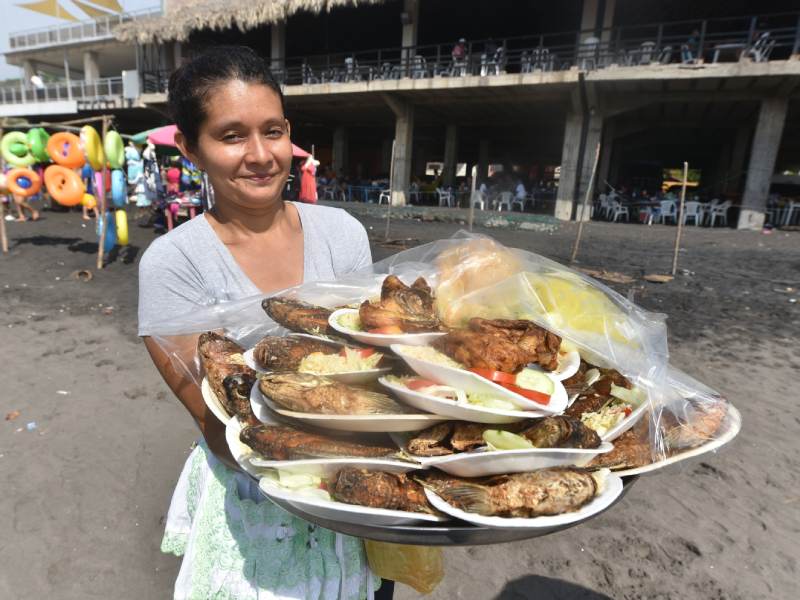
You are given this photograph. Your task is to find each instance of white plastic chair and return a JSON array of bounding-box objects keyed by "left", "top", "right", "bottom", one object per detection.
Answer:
[
  {"left": 609, "top": 199, "right": 629, "bottom": 222},
  {"left": 511, "top": 194, "right": 527, "bottom": 211},
  {"left": 682, "top": 200, "right": 702, "bottom": 226},
  {"left": 709, "top": 200, "right": 731, "bottom": 227},
  {"left": 470, "top": 190, "right": 485, "bottom": 210},
  {"left": 783, "top": 200, "right": 799, "bottom": 226},
  {"left": 597, "top": 193, "right": 610, "bottom": 219},
  {"left": 378, "top": 189, "right": 390, "bottom": 204},
  {"left": 436, "top": 188, "right": 454, "bottom": 207},
  {"left": 656, "top": 200, "right": 677, "bottom": 224},
  {"left": 496, "top": 191, "right": 512, "bottom": 211}
]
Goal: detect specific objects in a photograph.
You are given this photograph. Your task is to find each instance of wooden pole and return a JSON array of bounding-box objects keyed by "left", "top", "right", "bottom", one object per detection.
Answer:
[
  {"left": 671, "top": 161, "right": 689, "bottom": 276},
  {"left": 0, "top": 126, "right": 7, "bottom": 254},
  {"left": 570, "top": 141, "right": 601, "bottom": 264},
  {"left": 468, "top": 165, "right": 477, "bottom": 232},
  {"left": 384, "top": 140, "right": 396, "bottom": 241},
  {"left": 97, "top": 116, "right": 110, "bottom": 269}
]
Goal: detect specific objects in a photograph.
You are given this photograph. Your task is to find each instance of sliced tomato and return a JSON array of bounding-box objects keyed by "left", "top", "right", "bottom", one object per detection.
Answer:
[
  {"left": 500, "top": 382, "right": 551, "bottom": 405},
  {"left": 624, "top": 407, "right": 632, "bottom": 417},
  {"left": 470, "top": 368, "right": 517, "bottom": 385},
  {"left": 406, "top": 378, "right": 438, "bottom": 391},
  {"left": 340, "top": 347, "right": 376, "bottom": 359},
  {"left": 367, "top": 325, "right": 404, "bottom": 335}
]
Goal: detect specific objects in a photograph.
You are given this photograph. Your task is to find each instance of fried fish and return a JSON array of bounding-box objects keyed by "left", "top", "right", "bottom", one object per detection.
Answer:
[
  {"left": 198, "top": 331, "right": 254, "bottom": 413},
  {"left": 331, "top": 468, "right": 437, "bottom": 514},
  {"left": 262, "top": 297, "right": 335, "bottom": 336},
  {"left": 239, "top": 423, "right": 398, "bottom": 460},
  {"left": 253, "top": 335, "right": 340, "bottom": 371},
  {"left": 222, "top": 373, "right": 258, "bottom": 425},
  {"left": 418, "top": 468, "right": 599, "bottom": 517},
  {"left": 359, "top": 275, "right": 441, "bottom": 333},
  {"left": 259, "top": 372, "right": 410, "bottom": 415}
]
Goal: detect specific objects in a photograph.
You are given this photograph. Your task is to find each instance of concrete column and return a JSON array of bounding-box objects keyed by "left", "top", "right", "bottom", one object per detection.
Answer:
[
  {"left": 556, "top": 110, "right": 603, "bottom": 221},
  {"left": 22, "top": 59, "right": 37, "bottom": 82},
  {"left": 401, "top": 0, "right": 419, "bottom": 68},
  {"left": 597, "top": 119, "right": 615, "bottom": 192},
  {"left": 332, "top": 126, "right": 348, "bottom": 177},
  {"left": 601, "top": 0, "right": 616, "bottom": 42},
  {"left": 738, "top": 97, "right": 788, "bottom": 230},
  {"left": 383, "top": 94, "right": 414, "bottom": 206},
  {"left": 83, "top": 50, "right": 100, "bottom": 82},
  {"left": 724, "top": 126, "right": 750, "bottom": 194},
  {"left": 477, "top": 140, "right": 489, "bottom": 184},
  {"left": 442, "top": 124, "right": 458, "bottom": 188},
  {"left": 271, "top": 22, "right": 287, "bottom": 73}
]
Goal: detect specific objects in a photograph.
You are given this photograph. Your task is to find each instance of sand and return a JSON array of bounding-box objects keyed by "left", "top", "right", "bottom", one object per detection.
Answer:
[{"left": 0, "top": 208, "right": 797, "bottom": 600}]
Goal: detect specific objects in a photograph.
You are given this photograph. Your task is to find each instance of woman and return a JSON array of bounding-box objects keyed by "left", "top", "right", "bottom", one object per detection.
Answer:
[{"left": 138, "top": 46, "right": 388, "bottom": 599}]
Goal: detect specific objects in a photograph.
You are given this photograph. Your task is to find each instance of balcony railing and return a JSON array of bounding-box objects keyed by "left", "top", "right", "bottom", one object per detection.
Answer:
[
  {"left": 8, "top": 7, "right": 160, "bottom": 51},
  {"left": 0, "top": 76, "right": 123, "bottom": 105}
]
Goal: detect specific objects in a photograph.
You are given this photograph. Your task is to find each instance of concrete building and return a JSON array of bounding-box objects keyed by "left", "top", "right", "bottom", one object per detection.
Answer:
[{"left": 4, "top": 0, "right": 800, "bottom": 229}]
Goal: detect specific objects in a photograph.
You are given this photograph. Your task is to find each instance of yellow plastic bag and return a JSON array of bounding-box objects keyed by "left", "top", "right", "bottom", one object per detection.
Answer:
[{"left": 364, "top": 541, "right": 444, "bottom": 595}]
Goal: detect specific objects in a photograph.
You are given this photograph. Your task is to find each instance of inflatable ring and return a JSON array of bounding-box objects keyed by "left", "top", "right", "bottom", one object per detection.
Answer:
[
  {"left": 44, "top": 165, "right": 85, "bottom": 207},
  {"left": 82, "top": 193, "right": 97, "bottom": 209},
  {"left": 1, "top": 131, "right": 36, "bottom": 167},
  {"left": 111, "top": 169, "right": 126, "bottom": 207},
  {"left": 94, "top": 171, "right": 105, "bottom": 202},
  {"left": 47, "top": 132, "right": 85, "bottom": 168},
  {"left": 104, "top": 131, "right": 125, "bottom": 169},
  {"left": 81, "top": 125, "right": 105, "bottom": 171},
  {"left": 97, "top": 212, "right": 117, "bottom": 253},
  {"left": 6, "top": 168, "right": 42, "bottom": 197},
  {"left": 115, "top": 209, "right": 128, "bottom": 246},
  {"left": 27, "top": 128, "right": 51, "bottom": 163}
]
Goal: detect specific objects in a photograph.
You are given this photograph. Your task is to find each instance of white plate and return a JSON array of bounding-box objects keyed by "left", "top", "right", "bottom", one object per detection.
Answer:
[
  {"left": 259, "top": 477, "right": 448, "bottom": 526},
  {"left": 599, "top": 397, "right": 650, "bottom": 443},
  {"left": 408, "top": 443, "right": 614, "bottom": 478},
  {"left": 615, "top": 404, "right": 741, "bottom": 477},
  {"left": 328, "top": 308, "right": 446, "bottom": 348},
  {"left": 391, "top": 344, "right": 568, "bottom": 415},
  {"left": 251, "top": 383, "right": 451, "bottom": 432},
  {"left": 242, "top": 347, "right": 393, "bottom": 384},
  {"left": 424, "top": 472, "right": 624, "bottom": 529},
  {"left": 549, "top": 350, "right": 581, "bottom": 381},
  {"left": 201, "top": 376, "right": 232, "bottom": 424},
  {"left": 225, "top": 416, "right": 267, "bottom": 477},
  {"left": 379, "top": 376, "right": 531, "bottom": 424},
  {"left": 249, "top": 456, "right": 422, "bottom": 476}
]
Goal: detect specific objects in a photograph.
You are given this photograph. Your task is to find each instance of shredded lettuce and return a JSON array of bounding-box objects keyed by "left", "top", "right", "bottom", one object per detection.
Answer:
[
  {"left": 337, "top": 312, "right": 363, "bottom": 331},
  {"left": 395, "top": 345, "right": 463, "bottom": 369},
  {"left": 299, "top": 347, "right": 383, "bottom": 374}
]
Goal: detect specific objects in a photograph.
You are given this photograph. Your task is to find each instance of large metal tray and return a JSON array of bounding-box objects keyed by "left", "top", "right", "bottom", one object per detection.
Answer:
[{"left": 264, "top": 476, "right": 638, "bottom": 546}]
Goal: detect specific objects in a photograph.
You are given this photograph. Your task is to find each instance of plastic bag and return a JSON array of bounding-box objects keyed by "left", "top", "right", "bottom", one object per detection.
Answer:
[
  {"left": 364, "top": 541, "right": 444, "bottom": 594},
  {"left": 148, "top": 230, "right": 735, "bottom": 473}
]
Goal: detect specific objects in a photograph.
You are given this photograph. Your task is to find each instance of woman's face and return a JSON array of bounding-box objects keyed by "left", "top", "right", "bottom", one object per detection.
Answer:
[{"left": 178, "top": 79, "right": 292, "bottom": 211}]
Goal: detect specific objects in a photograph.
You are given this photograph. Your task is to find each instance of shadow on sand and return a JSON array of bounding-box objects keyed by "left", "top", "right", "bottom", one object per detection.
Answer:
[{"left": 494, "top": 575, "right": 613, "bottom": 600}]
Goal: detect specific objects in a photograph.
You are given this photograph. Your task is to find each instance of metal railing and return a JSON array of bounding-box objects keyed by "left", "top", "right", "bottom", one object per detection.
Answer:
[
  {"left": 8, "top": 7, "right": 161, "bottom": 51},
  {"left": 0, "top": 76, "right": 123, "bottom": 105},
  {"left": 272, "top": 11, "right": 800, "bottom": 86}
]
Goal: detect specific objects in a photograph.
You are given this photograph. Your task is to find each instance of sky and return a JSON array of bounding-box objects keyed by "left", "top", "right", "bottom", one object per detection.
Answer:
[{"left": 0, "top": 0, "right": 160, "bottom": 80}]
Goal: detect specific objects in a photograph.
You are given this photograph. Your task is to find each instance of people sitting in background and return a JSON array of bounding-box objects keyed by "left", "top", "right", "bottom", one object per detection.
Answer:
[
  {"left": 451, "top": 38, "right": 468, "bottom": 76},
  {"left": 515, "top": 179, "right": 527, "bottom": 200},
  {"left": 681, "top": 29, "right": 700, "bottom": 63}
]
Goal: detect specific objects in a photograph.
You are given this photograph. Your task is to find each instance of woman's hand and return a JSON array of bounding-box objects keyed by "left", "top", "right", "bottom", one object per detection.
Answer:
[{"left": 143, "top": 335, "right": 243, "bottom": 473}]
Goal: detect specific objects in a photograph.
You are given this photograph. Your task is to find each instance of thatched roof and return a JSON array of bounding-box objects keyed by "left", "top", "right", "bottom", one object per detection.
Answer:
[{"left": 115, "top": 0, "right": 388, "bottom": 44}]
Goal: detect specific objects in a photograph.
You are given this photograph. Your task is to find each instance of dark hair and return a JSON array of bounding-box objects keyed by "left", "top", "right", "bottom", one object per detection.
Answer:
[{"left": 167, "top": 45, "right": 285, "bottom": 149}]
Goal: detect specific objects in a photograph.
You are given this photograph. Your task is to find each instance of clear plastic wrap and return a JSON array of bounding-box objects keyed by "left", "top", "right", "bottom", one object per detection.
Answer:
[{"left": 149, "top": 230, "right": 735, "bottom": 474}]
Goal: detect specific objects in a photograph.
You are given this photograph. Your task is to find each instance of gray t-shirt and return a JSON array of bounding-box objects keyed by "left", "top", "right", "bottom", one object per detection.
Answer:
[{"left": 137, "top": 202, "right": 371, "bottom": 336}]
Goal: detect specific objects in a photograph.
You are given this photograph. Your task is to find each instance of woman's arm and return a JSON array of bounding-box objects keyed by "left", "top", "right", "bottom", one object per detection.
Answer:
[{"left": 142, "top": 335, "right": 240, "bottom": 472}]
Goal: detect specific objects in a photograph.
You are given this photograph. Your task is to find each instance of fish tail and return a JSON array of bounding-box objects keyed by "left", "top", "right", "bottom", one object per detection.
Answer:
[
  {"left": 418, "top": 479, "right": 493, "bottom": 514},
  {"left": 357, "top": 390, "right": 412, "bottom": 414}
]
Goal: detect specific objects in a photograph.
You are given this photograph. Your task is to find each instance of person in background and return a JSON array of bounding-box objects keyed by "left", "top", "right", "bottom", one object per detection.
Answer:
[
  {"left": 11, "top": 193, "right": 39, "bottom": 221},
  {"left": 682, "top": 29, "right": 701, "bottom": 63},
  {"left": 166, "top": 160, "right": 181, "bottom": 196}
]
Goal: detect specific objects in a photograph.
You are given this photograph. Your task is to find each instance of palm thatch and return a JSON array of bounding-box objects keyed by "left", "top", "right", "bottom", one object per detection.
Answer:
[{"left": 115, "top": 0, "right": 389, "bottom": 43}]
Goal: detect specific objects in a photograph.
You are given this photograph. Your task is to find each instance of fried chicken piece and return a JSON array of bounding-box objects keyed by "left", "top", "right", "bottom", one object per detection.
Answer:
[
  {"left": 433, "top": 317, "right": 561, "bottom": 372},
  {"left": 359, "top": 275, "right": 441, "bottom": 333}
]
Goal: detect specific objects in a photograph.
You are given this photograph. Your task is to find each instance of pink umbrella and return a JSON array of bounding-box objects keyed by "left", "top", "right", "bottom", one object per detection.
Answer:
[{"left": 147, "top": 124, "right": 312, "bottom": 158}]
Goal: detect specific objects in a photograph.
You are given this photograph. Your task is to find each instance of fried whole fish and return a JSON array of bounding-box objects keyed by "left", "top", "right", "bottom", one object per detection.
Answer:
[
  {"left": 253, "top": 336, "right": 340, "bottom": 371},
  {"left": 331, "top": 468, "right": 437, "bottom": 514},
  {"left": 262, "top": 297, "right": 335, "bottom": 336},
  {"left": 239, "top": 423, "right": 398, "bottom": 460},
  {"left": 222, "top": 373, "right": 258, "bottom": 425},
  {"left": 259, "top": 372, "right": 409, "bottom": 415},
  {"left": 359, "top": 275, "right": 441, "bottom": 333},
  {"left": 433, "top": 318, "right": 561, "bottom": 373},
  {"left": 198, "top": 331, "right": 254, "bottom": 411},
  {"left": 419, "top": 468, "right": 598, "bottom": 517},
  {"left": 521, "top": 416, "right": 601, "bottom": 449}
]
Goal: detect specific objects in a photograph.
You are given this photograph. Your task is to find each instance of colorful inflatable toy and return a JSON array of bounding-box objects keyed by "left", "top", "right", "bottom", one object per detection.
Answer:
[
  {"left": 1, "top": 131, "right": 36, "bottom": 167},
  {"left": 47, "top": 132, "right": 85, "bottom": 168},
  {"left": 27, "top": 128, "right": 51, "bottom": 163},
  {"left": 6, "top": 168, "right": 42, "bottom": 197},
  {"left": 82, "top": 193, "right": 97, "bottom": 209},
  {"left": 44, "top": 165, "right": 85, "bottom": 206},
  {"left": 104, "top": 131, "right": 125, "bottom": 169},
  {"left": 81, "top": 125, "right": 105, "bottom": 171},
  {"left": 115, "top": 209, "right": 128, "bottom": 246},
  {"left": 97, "top": 212, "right": 117, "bottom": 253},
  {"left": 110, "top": 169, "right": 126, "bottom": 207}
]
